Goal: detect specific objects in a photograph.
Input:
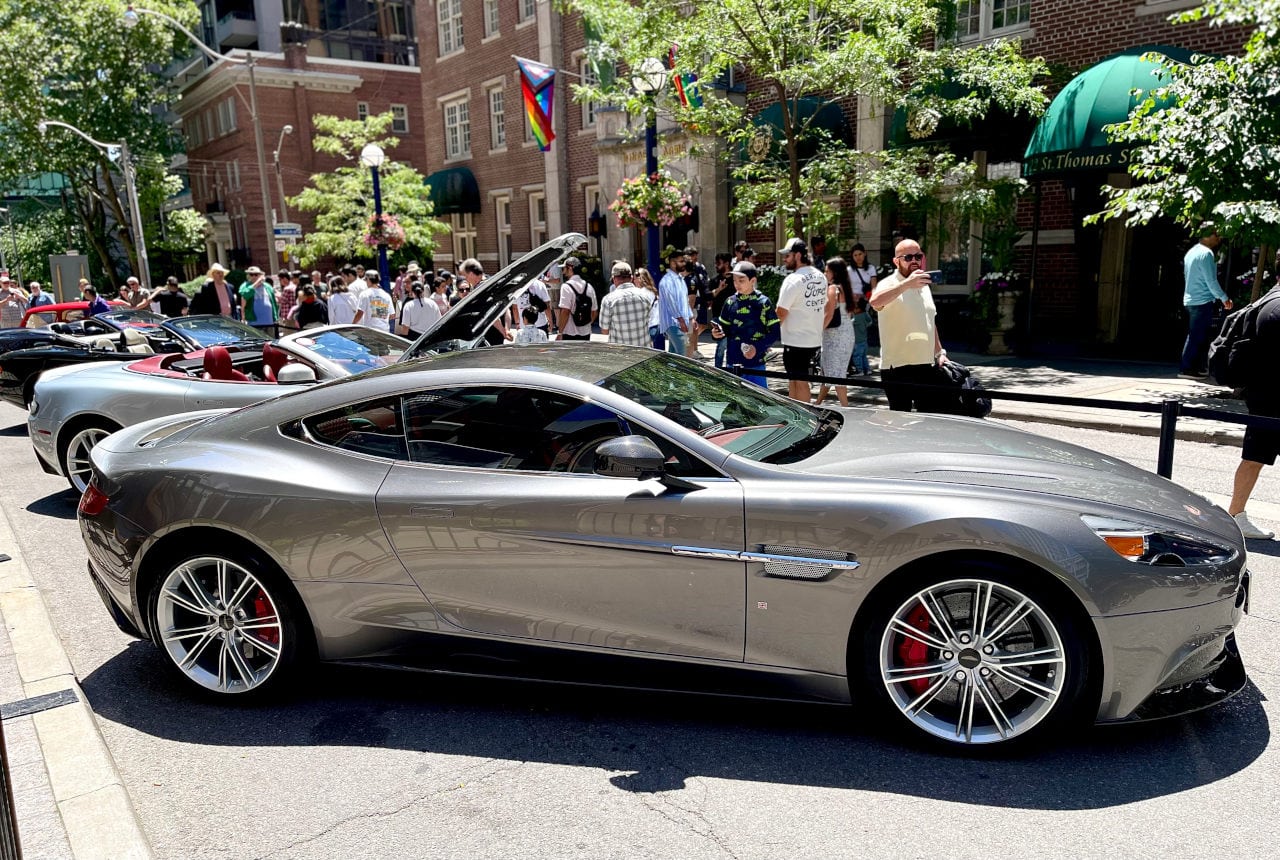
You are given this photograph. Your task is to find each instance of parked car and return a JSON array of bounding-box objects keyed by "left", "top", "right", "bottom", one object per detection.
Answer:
[
  {"left": 78, "top": 340, "right": 1250, "bottom": 749},
  {"left": 28, "top": 231, "right": 582, "bottom": 492},
  {"left": 28, "top": 324, "right": 409, "bottom": 492},
  {"left": 0, "top": 314, "right": 271, "bottom": 410},
  {"left": 19, "top": 300, "right": 127, "bottom": 329}
]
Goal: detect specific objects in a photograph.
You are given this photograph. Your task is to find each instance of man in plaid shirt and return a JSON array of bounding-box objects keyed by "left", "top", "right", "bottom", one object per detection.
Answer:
[
  {"left": 713, "top": 261, "right": 779, "bottom": 387},
  {"left": 599, "top": 261, "right": 655, "bottom": 347}
]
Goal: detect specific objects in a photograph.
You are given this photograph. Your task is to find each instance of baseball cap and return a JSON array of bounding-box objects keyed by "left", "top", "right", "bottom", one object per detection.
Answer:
[
  {"left": 731, "top": 261, "right": 757, "bottom": 278},
  {"left": 778, "top": 237, "right": 807, "bottom": 255}
]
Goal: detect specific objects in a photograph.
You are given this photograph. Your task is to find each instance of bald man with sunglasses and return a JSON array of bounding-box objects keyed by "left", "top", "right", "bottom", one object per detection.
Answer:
[{"left": 870, "top": 238, "right": 949, "bottom": 412}]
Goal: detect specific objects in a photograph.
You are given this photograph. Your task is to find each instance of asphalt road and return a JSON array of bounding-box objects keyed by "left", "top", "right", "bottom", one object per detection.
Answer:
[{"left": 1, "top": 404, "right": 1277, "bottom": 859}]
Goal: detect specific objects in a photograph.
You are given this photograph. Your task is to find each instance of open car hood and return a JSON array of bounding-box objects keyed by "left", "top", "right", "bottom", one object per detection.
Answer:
[{"left": 403, "top": 233, "right": 587, "bottom": 359}]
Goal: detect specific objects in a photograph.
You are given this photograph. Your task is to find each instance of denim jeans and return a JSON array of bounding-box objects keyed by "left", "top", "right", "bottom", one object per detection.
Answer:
[
  {"left": 665, "top": 325, "right": 686, "bottom": 355},
  {"left": 1181, "top": 302, "right": 1217, "bottom": 374},
  {"left": 714, "top": 338, "right": 727, "bottom": 368},
  {"left": 649, "top": 325, "right": 666, "bottom": 350},
  {"left": 850, "top": 341, "right": 869, "bottom": 375}
]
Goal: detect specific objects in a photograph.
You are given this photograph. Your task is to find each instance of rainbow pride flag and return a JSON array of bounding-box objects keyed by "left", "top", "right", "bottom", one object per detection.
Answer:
[
  {"left": 667, "top": 44, "right": 702, "bottom": 109},
  {"left": 516, "top": 56, "right": 556, "bottom": 152}
]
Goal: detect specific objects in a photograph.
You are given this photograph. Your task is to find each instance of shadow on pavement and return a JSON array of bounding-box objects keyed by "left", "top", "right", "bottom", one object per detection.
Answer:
[
  {"left": 1242, "top": 538, "right": 1280, "bottom": 558},
  {"left": 82, "top": 642, "right": 1269, "bottom": 811},
  {"left": 0, "top": 422, "right": 28, "bottom": 437},
  {"left": 26, "top": 489, "right": 78, "bottom": 520}
]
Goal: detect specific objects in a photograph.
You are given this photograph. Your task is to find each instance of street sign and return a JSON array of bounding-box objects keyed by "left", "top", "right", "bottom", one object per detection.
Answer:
[
  {"left": 273, "top": 222, "right": 303, "bottom": 240},
  {"left": 274, "top": 239, "right": 287, "bottom": 252}
]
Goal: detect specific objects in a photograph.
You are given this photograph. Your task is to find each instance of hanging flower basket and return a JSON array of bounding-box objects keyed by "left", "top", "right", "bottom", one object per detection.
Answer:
[
  {"left": 363, "top": 213, "right": 406, "bottom": 251},
  {"left": 609, "top": 171, "right": 692, "bottom": 229}
]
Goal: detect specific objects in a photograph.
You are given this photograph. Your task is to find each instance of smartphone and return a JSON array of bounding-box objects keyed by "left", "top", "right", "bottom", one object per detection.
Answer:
[{"left": 926, "top": 270, "right": 943, "bottom": 284}]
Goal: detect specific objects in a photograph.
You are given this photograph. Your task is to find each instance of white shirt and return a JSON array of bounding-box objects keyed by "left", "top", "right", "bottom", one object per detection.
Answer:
[
  {"left": 357, "top": 287, "right": 394, "bottom": 331},
  {"left": 876, "top": 270, "right": 937, "bottom": 369},
  {"left": 558, "top": 275, "right": 597, "bottom": 337},
  {"left": 517, "top": 280, "right": 553, "bottom": 328},
  {"left": 514, "top": 326, "right": 549, "bottom": 344},
  {"left": 348, "top": 278, "right": 368, "bottom": 301},
  {"left": 328, "top": 291, "right": 359, "bottom": 325},
  {"left": 776, "top": 265, "right": 828, "bottom": 348},
  {"left": 398, "top": 297, "right": 441, "bottom": 334}
]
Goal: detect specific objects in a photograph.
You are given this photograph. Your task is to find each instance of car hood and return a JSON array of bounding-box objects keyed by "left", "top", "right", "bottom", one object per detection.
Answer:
[
  {"left": 403, "top": 233, "right": 586, "bottom": 358},
  {"left": 793, "top": 409, "right": 1234, "bottom": 534}
]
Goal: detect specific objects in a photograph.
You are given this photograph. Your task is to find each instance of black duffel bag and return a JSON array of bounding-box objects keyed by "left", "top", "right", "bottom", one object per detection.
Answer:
[{"left": 933, "top": 361, "right": 992, "bottom": 419}]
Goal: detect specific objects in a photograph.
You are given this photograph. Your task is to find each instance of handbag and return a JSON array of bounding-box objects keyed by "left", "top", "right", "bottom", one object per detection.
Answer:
[{"left": 826, "top": 307, "right": 841, "bottom": 329}]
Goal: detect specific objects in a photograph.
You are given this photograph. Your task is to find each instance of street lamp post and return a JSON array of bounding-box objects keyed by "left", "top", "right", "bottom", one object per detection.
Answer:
[
  {"left": 38, "top": 120, "right": 150, "bottom": 290},
  {"left": 273, "top": 124, "right": 294, "bottom": 224},
  {"left": 124, "top": 4, "right": 278, "bottom": 272},
  {"left": 632, "top": 58, "right": 667, "bottom": 282},
  {"left": 360, "top": 143, "right": 390, "bottom": 289}
]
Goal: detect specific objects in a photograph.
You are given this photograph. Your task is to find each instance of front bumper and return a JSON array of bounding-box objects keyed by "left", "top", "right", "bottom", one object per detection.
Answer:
[
  {"left": 1097, "top": 569, "right": 1250, "bottom": 722},
  {"left": 28, "top": 416, "right": 60, "bottom": 476}
]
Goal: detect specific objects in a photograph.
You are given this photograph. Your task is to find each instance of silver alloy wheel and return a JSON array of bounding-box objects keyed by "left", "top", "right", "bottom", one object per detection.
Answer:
[
  {"left": 155, "top": 557, "right": 285, "bottom": 694},
  {"left": 65, "top": 426, "right": 112, "bottom": 494},
  {"left": 879, "top": 578, "right": 1067, "bottom": 745}
]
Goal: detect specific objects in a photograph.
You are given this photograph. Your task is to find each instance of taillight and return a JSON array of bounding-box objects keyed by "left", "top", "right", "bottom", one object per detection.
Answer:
[{"left": 78, "top": 482, "right": 110, "bottom": 516}]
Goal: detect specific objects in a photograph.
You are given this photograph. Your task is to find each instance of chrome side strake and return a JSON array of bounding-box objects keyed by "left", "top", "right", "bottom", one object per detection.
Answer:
[{"left": 672, "top": 546, "right": 860, "bottom": 580}]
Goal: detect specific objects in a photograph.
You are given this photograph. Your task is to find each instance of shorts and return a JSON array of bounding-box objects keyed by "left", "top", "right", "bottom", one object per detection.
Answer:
[
  {"left": 782, "top": 345, "right": 819, "bottom": 379},
  {"left": 696, "top": 307, "right": 710, "bottom": 325},
  {"left": 1242, "top": 394, "right": 1280, "bottom": 465}
]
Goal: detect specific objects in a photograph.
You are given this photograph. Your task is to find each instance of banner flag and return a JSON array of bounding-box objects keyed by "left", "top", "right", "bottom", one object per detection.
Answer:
[
  {"left": 667, "top": 44, "right": 702, "bottom": 109},
  {"left": 516, "top": 56, "right": 556, "bottom": 152}
]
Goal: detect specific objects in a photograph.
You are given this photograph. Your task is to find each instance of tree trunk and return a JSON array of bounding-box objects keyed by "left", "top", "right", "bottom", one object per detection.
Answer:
[
  {"left": 95, "top": 157, "right": 137, "bottom": 278},
  {"left": 70, "top": 180, "right": 115, "bottom": 288},
  {"left": 1252, "top": 243, "right": 1274, "bottom": 302}
]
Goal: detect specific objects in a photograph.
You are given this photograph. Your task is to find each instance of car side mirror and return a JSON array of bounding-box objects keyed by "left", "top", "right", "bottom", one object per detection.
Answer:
[{"left": 594, "top": 435, "right": 667, "bottom": 480}]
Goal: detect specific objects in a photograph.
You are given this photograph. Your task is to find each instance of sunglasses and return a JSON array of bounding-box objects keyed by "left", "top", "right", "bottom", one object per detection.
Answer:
[{"left": 898, "top": 253, "right": 925, "bottom": 262}]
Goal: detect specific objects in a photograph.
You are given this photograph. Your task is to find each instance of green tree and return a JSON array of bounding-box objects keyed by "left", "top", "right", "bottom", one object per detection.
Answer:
[
  {"left": 1093, "top": 0, "right": 1278, "bottom": 299},
  {"left": 564, "top": 0, "right": 1047, "bottom": 238},
  {"left": 0, "top": 0, "right": 197, "bottom": 286},
  {"left": 288, "top": 112, "right": 448, "bottom": 267}
]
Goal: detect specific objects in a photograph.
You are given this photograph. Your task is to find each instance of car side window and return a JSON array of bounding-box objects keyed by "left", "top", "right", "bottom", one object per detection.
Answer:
[{"left": 301, "top": 396, "right": 408, "bottom": 460}]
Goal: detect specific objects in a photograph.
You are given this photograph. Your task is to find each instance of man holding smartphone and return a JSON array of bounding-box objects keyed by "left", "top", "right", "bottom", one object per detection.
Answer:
[{"left": 870, "top": 238, "right": 948, "bottom": 412}]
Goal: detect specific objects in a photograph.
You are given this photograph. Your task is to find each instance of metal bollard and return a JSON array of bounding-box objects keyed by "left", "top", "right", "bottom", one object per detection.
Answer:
[{"left": 1157, "top": 400, "right": 1181, "bottom": 479}]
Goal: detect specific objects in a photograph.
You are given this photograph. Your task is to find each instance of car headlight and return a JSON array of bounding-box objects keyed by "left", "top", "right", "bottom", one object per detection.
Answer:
[{"left": 1081, "top": 515, "right": 1236, "bottom": 566}]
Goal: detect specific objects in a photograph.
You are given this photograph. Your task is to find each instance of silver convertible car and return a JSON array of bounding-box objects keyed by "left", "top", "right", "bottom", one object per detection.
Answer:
[{"left": 79, "top": 340, "right": 1249, "bottom": 748}]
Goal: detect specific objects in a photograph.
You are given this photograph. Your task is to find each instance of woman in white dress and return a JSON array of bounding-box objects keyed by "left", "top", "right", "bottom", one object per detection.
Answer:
[
  {"left": 817, "top": 257, "right": 857, "bottom": 407},
  {"left": 326, "top": 276, "right": 359, "bottom": 325}
]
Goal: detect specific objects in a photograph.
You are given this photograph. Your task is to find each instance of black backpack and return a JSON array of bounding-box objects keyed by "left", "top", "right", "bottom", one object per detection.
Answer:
[
  {"left": 1208, "top": 288, "right": 1280, "bottom": 387},
  {"left": 527, "top": 289, "right": 547, "bottom": 313},
  {"left": 569, "top": 281, "right": 593, "bottom": 327}
]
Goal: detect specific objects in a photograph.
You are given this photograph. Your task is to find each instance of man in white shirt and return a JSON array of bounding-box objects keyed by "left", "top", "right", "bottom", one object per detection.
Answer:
[
  {"left": 775, "top": 238, "right": 828, "bottom": 402},
  {"left": 343, "top": 265, "right": 367, "bottom": 301},
  {"left": 557, "top": 257, "right": 597, "bottom": 341},
  {"left": 870, "top": 238, "right": 949, "bottom": 412},
  {"left": 353, "top": 271, "right": 394, "bottom": 332},
  {"left": 396, "top": 281, "right": 441, "bottom": 339},
  {"left": 516, "top": 277, "right": 553, "bottom": 335}
]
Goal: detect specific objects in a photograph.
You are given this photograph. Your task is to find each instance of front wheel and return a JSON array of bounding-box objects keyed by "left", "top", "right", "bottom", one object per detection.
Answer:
[
  {"left": 148, "top": 553, "right": 305, "bottom": 698},
  {"left": 61, "top": 422, "right": 118, "bottom": 494},
  {"left": 860, "top": 571, "right": 1091, "bottom": 748}
]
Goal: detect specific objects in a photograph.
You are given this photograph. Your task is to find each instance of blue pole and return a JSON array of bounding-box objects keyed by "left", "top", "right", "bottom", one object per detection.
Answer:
[
  {"left": 645, "top": 104, "right": 659, "bottom": 283},
  {"left": 370, "top": 164, "right": 390, "bottom": 288}
]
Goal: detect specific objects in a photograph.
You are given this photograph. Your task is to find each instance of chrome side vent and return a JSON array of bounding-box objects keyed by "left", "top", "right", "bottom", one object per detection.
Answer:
[{"left": 671, "top": 545, "right": 859, "bottom": 580}]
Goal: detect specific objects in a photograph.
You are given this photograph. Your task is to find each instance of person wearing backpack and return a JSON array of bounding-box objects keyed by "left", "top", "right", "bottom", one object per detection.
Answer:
[
  {"left": 1180, "top": 223, "right": 1232, "bottom": 379},
  {"left": 556, "top": 256, "right": 597, "bottom": 341},
  {"left": 1226, "top": 283, "right": 1280, "bottom": 539}
]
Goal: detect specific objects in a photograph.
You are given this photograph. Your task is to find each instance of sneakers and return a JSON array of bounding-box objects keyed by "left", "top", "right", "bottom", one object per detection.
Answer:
[
  {"left": 1177, "top": 371, "right": 1209, "bottom": 380},
  {"left": 1234, "top": 511, "right": 1275, "bottom": 540}
]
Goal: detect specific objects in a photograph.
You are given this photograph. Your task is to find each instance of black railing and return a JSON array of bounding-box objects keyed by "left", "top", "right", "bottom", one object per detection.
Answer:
[{"left": 733, "top": 367, "right": 1280, "bottom": 480}]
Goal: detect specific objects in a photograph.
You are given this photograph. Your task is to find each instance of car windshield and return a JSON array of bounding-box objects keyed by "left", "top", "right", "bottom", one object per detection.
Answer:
[
  {"left": 597, "top": 353, "right": 842, "bottom": 463},
  {"left": 287, "top": 327, "right": 407, "bottom": 372},
  {"left": 165, "top": 316, "right": 270, "bottom": 348},
  {"left": 97, "top": 309, "right": 167, "bottom": 327}
]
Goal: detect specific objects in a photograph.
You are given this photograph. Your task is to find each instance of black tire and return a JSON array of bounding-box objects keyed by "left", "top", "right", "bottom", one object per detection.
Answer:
[
  {"left": 853, "top": 562, "right": 1093, "bottom": 752},
  {"left": 58, "top": 419, "right": 120, "bottom": 494},
  {"left": 146, "top": 549, "right": 309, "bottom": 700}
]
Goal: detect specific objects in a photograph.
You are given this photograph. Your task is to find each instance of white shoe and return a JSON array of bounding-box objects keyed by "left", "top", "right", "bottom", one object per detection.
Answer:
[{"left": 1234, "top": 512, "right": 1274, "bottom": 540}]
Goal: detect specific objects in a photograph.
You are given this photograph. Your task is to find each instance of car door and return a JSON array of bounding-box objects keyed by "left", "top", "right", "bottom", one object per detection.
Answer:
[{"left": 375, "top": 384, "right": 748, "bottom": 662}]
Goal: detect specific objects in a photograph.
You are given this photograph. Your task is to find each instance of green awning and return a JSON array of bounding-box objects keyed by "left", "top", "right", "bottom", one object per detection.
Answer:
[
  {"left": 424, "top": 167, "right": 480, "bottom": 215},
  {"left": 743, "top": 98, "right": 851, "bottom": 164},
  {"left": 1023, "top": 45, "right": 1200, "bottom": 178}
]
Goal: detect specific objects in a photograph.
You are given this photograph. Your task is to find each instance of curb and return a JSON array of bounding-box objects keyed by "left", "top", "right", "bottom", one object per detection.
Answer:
[{"left": 0, "top": 502, "right": 153, "bottom": 859}]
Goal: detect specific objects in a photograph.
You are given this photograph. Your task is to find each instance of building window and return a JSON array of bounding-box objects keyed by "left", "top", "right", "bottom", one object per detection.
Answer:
[
  {"left": 956, "top": 0, "right": 1031, "bottom": 40},
  {"left": 483, "top": 0, "right": 500, "bottom": 37},
  {"left": 579, "top": 58, "right": 597, "bottom": 128},
  {"left": 443, "top": 97, "right": 471, "bottom": 160},
  {"left": 391, "top": 104, "right": 409, "bottom": 134},
  {"left": 452, "top": 214, "right": 477, "bottom": 262},
  {"left": 518, "top": 0, "right": 536, "bottom": 24},
  {"left": 495, "top": 196, "right": 512, "bottom": 267},
  {"left": 528, "top": 191, "right": 547, "bottom": 246},
  {"left": 357, "top": 101, "right": 369, "bottom": 121},
  {"left": 437, "top": 0, "right": 463, "bottom": 56},
  {"left": 230, "top": 160, "right": 242, "bottom": 191},
  {"left": 203, "top": 110, "right": 215, "bottom": 144},
  {"left": 488, "top": 86, "right": 506, "bottom": 150}
]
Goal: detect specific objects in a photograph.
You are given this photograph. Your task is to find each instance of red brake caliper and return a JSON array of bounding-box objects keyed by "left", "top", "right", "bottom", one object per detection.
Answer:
[
  {"left": 252, "top": 589, "right": 280, "bottom": 646},
  {"left": 897, "top": 603, "right": 932, "bottom": 694}
]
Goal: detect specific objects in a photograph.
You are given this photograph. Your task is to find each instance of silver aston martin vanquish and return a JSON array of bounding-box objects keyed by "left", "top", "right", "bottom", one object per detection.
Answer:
[{"left": 78, "top": 336, "right": 1249, "bottom": 749}]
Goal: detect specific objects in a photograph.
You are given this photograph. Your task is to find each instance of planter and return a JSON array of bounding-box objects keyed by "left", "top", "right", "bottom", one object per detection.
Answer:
[{"left": 986, "top": 290, "right": 1021, "bottom": 355}]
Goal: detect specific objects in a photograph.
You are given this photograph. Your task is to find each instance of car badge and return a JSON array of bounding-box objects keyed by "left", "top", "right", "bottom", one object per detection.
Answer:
[
  {"left": 295, "top": 337, "right": 315, "bottom": 347},
  {"left": 1184, "top": 504, "right": 1202, "bottom": 516}
]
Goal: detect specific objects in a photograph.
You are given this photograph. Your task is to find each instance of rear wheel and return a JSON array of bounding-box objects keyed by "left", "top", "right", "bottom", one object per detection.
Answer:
[
  {"left": 859, "top": 569, "right": 1091, "bottom": 749},
  {"left": 61, "top": 422, "right": 118, "bottom": 494},
  {"left": 148, "top": 553, "right": 305, "bottom": 698}
]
